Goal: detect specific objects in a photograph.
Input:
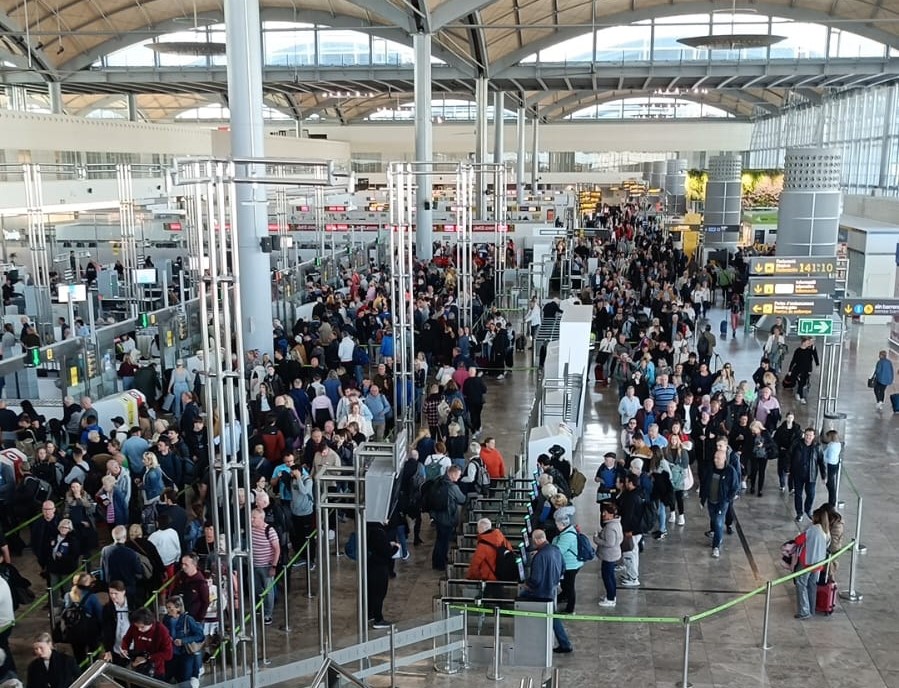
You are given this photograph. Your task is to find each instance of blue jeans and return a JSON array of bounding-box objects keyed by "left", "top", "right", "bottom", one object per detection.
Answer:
[
  {"left": 601, "top": 560, "right": 617, "bottom": 602},
  {"left": 794, "top": 481, "right": 816, "bottom": 518},
  {"left": 395, "top": 523, "right": 409, "bottom": 558},
  {"left": 794, "top": 570, "right": 817, "bottom": 617},
  {"left": 657, "top": 501, "right": 668, "bottom": 534},
  {"left": 708, "top": 501, "right": 730, "bottom": 548}
]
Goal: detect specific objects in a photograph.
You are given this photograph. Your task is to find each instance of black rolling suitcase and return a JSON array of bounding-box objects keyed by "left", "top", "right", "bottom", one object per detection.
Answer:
[
  {"left": 891, "top": 393, "right": 899, "bottom": 414},
  {"left": 720, "top": 319, "right": 728, "bottom": 341},
  {"left": 515, "top": 335, "right": 526, "bottom": 351}
]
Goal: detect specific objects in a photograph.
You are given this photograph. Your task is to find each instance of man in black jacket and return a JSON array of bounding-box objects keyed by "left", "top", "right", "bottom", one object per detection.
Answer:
[
  {"left": 366, "top": 521, "right": 399, "bottom": 629},
  {"left": 790, "top": 427, "right": 825, "bottom": 523},
  {"left": 461, "top": 367, "right": 487, "bottom": 436},
  {"left": 30, "top": 501, "right": 59, "bottom": 575},
  {"left": 616, "top": 474, "right": 643, "bottom": 588},
  {"left": 788, "top": 338, "right": 820, "bottom": 404}
]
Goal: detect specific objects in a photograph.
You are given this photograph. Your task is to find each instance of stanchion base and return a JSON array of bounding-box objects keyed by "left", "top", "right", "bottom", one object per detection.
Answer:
[
  {"left": 486, "top": 670, "right": 504, "bottom": 681},
  {"left": 676, "top": 682, "right": 693, "bottom": 688},
  {"left": 837, "top": 501, "right": 845, "bottom": 509},
  {"left": 434, "top": 662, "right": 461, "bottom": 675},
  {"left": 839, "top": 591, "right": 864, "bottom": 602},
  {"left": 858, "top": 544, "right": 868, "bottom": 554}
]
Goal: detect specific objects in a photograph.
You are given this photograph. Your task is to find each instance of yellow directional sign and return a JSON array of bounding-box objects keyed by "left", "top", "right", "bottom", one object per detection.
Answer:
[
  {"left": 749, "top": 256, "right": 837, "bottom": 277},
  {"left": 749, "top": 298, "right": 834, "bottom": 316}
]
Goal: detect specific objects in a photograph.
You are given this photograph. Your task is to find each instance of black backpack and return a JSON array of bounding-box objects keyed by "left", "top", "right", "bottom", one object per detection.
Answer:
[
  {"left": 493, "top": 545, "right": 522, "bottom": 582},
  {"left": 55, "top": 598, "right": 95, "bottom": 643},
  {"left": 419, "top": 477, "right": 447, "bottom": 514},
  {"left": 638, "top": 497, "right": 656, "bottom": 535}
]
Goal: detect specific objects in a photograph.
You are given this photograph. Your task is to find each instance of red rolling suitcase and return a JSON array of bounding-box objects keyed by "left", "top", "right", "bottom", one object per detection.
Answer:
[{"left": 816, "top": 577, "right": 837, "bottom": 615}]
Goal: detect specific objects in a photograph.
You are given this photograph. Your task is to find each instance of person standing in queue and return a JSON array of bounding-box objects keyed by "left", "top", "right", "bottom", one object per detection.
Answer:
[
  {"left": 366, "top": 521, "right": 399, "bottom": 630},
  {"left": 518, "top": 529, "right": 570, "bottom": 654},
  {"left": 430, "top": 465, "right": 466, "bottom": 572},
  {"left": 25, "top": 633, "right": 78, "bottom": 688}
]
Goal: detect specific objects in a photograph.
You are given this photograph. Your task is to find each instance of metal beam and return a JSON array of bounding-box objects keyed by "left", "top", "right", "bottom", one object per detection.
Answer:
[
  {"left": 431, "top": 0, "right": 496, "bottom": 30},
  {"left": 0, "top": 8, "right": 55, "bottom": 78},
  {"left": 489, "top": 2, "right": 899, "bottom": 72}
]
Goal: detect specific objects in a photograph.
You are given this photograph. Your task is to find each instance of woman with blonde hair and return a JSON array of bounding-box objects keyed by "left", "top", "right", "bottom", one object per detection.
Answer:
[
  {"left": 139, "top": 452, "right": 164, "bottom": 504},
  {"left": 60, "top": 572, "right": 103, "bottom": 664},
  {"left": 152, "top": 418, "right": 170, "bottom": 443}
]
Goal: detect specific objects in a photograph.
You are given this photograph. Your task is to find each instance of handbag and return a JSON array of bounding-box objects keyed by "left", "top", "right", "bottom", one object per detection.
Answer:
[
  {"left": 682, "top": 467, "right": 695, "bottom": 492},
  {"left": 162, "top": 393, "right": 175, "bottom": 412},
  {"left": 867, "top": 375, "right": 877, "bottom": 389},
  {"left": 183, "top": 617, "right": 206, "bottom": 654},
  {"left": 621, "top": 534, "right": 635, "bottom": 553},
  {"left": 782, "top": 373, "right": 796, "bottom": 389}
]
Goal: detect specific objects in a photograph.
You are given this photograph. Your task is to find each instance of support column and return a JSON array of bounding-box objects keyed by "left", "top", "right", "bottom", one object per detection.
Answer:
[
  {"left": 516, "top": 105, "right": 526, "bottom": 203},
  {"left": 126, "top": 93, "right": 138, "bottom": 122},
  {"left": 493, "top": 91, "right": 505, "bottom": 166},
  {"left": 703, "top": 155, "right": 742, "bottom": 249},
  {"left": 8, "top": 86, "right": 26, "bottom": 111},
  {"left": 413, "top": 33, "right": 433, "bottom": 260},
  {"left": 225, "top": 0, "right": 275, "bottom": 355},
  {"left": 530, "top": 112, "right": 539, "bottom": 191},
  {"left": 48, "top": 82, "right": 63, "bottom": 115},
  {"left": 778, "top": 147, "right": 842, "bottom": 257},
  {"left": 475, "top": 78, "right": 488, "bottom": 218}
]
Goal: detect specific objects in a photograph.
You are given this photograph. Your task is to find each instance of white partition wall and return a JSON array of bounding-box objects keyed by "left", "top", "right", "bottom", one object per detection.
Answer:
[{"left": 557, "top": 305, "right": 592, "bottom": 431}]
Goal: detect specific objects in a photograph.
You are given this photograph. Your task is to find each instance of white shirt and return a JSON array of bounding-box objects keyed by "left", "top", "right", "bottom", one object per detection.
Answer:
[
  {"left": 338, "top": 336, "right": 356, "bottom": 363},
  {"left": 148, "top": 528, "right": 181, "bottom": 566}
]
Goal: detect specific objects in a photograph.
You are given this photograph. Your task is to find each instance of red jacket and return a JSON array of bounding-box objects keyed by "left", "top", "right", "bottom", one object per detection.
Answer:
[
  {"left": 466, "top": 528, "right": 513, "bottom": 581},
  {"left": 122, "top": 621, "right": 173, "bottom": 676},
  {"left": 480, "top": 447, "right": 506, "bottom": 479}
]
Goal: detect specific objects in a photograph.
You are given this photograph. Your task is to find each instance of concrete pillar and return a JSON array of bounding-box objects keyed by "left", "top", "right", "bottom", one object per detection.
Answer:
[
  {"left": 703, "top": 155, "right": 743, "bottom": 248},
  {"left": 48, "top": 82, "right": 63, "bottom": 115},
  {"left": 126, "top": 93, "right": 139, "bottom": 122},
  {"left": 665, "top": 158, "right": 688, "bottom": 215},
  {"left": 224, "top": 0, "right": 274, "bottom": 355},
  {"left": 641, "top": 161, "right": 653, "bottom": 182},
  {"left": 413, "top": 33, "right": 433, "bottom": 260},
  {"left": 650, "top": 160, "right": 666, "bottom": 190},
  {"left": 516, "top": 105, "right": 526, "bottom": 203},
  {"left": 474, "top": 78, "right": 489, "bottom": 219},
  {"left": 8, "top": 86, "right": 26, "bottom": 111},
  {"left": 530, "top": 113, "right": 539, "bottom": 191},
  {"left": 493, "top": 91, "right": 504, "bottom": 166},
  {"left": 777, "top": 147, "right": 842, "bottom": 257}
]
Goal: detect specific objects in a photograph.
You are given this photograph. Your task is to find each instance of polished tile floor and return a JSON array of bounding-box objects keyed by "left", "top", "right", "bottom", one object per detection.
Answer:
[{"left": 11, "top": 307, "right": 898, "bottom": 688}]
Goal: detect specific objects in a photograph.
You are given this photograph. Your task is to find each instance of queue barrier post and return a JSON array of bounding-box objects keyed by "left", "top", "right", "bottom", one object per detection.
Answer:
[
  {"left": 677, "top": 616, "right": 692, "bottom": 688},
  {"left": 283, "top": 567, "right": 291, "bottom": 632},
  {"left": 47, "top": 587, "right": 56, "bottom": 628},
  {"left": 259, "top": 597, "right": 270, "bottom": 667},
  {"left": 389, "top": 624, "right": 397, "bottom": 688},
  {"left": 840, "top": 496, "right": 865, "bottom": 603},
  {"left": 306, "top": 543, "right": 314, "bottom": 599},
  {"left": 460, "top": 607, "right": 470, "bottom": 669},
  {"left": 486, "top": 606, "right": 503, "bottom": 681},
  {"left": 760, "top": 581, "right": 773, "bottom": 650}
]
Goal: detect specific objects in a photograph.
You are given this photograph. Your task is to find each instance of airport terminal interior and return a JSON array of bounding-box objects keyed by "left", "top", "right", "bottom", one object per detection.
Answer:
[{"left": 1, "top": 0, "right": 899, "bottom": 687}]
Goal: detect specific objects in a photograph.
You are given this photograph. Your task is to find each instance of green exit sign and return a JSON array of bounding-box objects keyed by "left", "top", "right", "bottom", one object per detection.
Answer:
[{"left": 797, "top": 318, "right": 833, "bottom": 336}]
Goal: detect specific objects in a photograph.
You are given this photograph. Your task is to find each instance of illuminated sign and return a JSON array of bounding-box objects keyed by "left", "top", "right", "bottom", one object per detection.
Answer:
[
  {"left": 750, "top": 277, "right": 835, "bottom": 297},
  {"left": 749, "top": 298, "right": 834, "bottom": 316},
  {"left": 841, "top": 299, "right": 899, "bottom": 317},
  {"left": 749, "top": 255, "right": 837, "bottom": 277}
]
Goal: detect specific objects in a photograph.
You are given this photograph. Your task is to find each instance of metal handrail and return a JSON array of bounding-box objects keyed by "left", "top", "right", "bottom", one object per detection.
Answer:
[
  {"left": 308, "top": 657, "right": 369, "bottom": 688},
  {"left": 69, "top": 660, "right": 173, "bottom": 688}
]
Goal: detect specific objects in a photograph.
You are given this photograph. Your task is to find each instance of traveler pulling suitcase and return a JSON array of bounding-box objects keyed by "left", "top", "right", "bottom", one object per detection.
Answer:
[
  {"left": 891, "top": 392, "right": 899, "bottom": 414},
  {"left": 719, "top": 319, "right": 728, "bottom": 341},
  {"left": 816, "top": 577, "right": 838, "bottom": 615}
]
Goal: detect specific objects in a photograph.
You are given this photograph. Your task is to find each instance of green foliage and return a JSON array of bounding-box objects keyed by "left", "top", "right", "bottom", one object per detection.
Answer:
[{"left": 685, "top": 168, "right": 783, "bottom": 208}]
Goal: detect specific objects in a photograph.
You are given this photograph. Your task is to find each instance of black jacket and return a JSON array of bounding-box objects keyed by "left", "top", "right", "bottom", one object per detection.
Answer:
[
  {"left": 26, "top": 650, "right": 78, "bottom": 688},
  {"left": 101, "top": 599, "right": 132, "bottom": 653},
  {"left": 789, "top": 346, "right": 819, "bottom": 376},
  {"left": 790, "top": 441, "right": 825, "bottom": 484},
  {"left": 101, "top": 543, "right": 143, "bottom": 595},
  {"left": 617, "top": 488, "right": 643, "bottom": 534}
]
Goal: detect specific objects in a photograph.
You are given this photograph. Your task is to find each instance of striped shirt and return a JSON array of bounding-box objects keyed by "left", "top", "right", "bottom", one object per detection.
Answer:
[{"left": 250, "top": 524, "right": 279, "bottom": 568}]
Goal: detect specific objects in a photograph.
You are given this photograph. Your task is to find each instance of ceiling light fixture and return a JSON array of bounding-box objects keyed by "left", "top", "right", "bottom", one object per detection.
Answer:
[
  {"left": 678, "top": 0, "right": 785, "bottom": 49},
  {"left": 148, "top": 41, "right": 226, "bottom": 56}
]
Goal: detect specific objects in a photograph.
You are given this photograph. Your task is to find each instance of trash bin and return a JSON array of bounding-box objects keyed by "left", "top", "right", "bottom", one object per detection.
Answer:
[{"left": 821, "top": 412, "right": 847, "bottom": 440}]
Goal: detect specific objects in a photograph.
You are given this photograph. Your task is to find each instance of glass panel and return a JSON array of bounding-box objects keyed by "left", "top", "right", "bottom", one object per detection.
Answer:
[
  {"left": 594, "top": 24, "right": 652, "bottom": 61},
  {"left": 264, "top": 21, "right": 317, "bottom": 66},
  {"left": 317, "top": 30, "right": 371, "bottom": 66},
  {"left": 829, "top": 28, "right": 887, "bottom": 57}
]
